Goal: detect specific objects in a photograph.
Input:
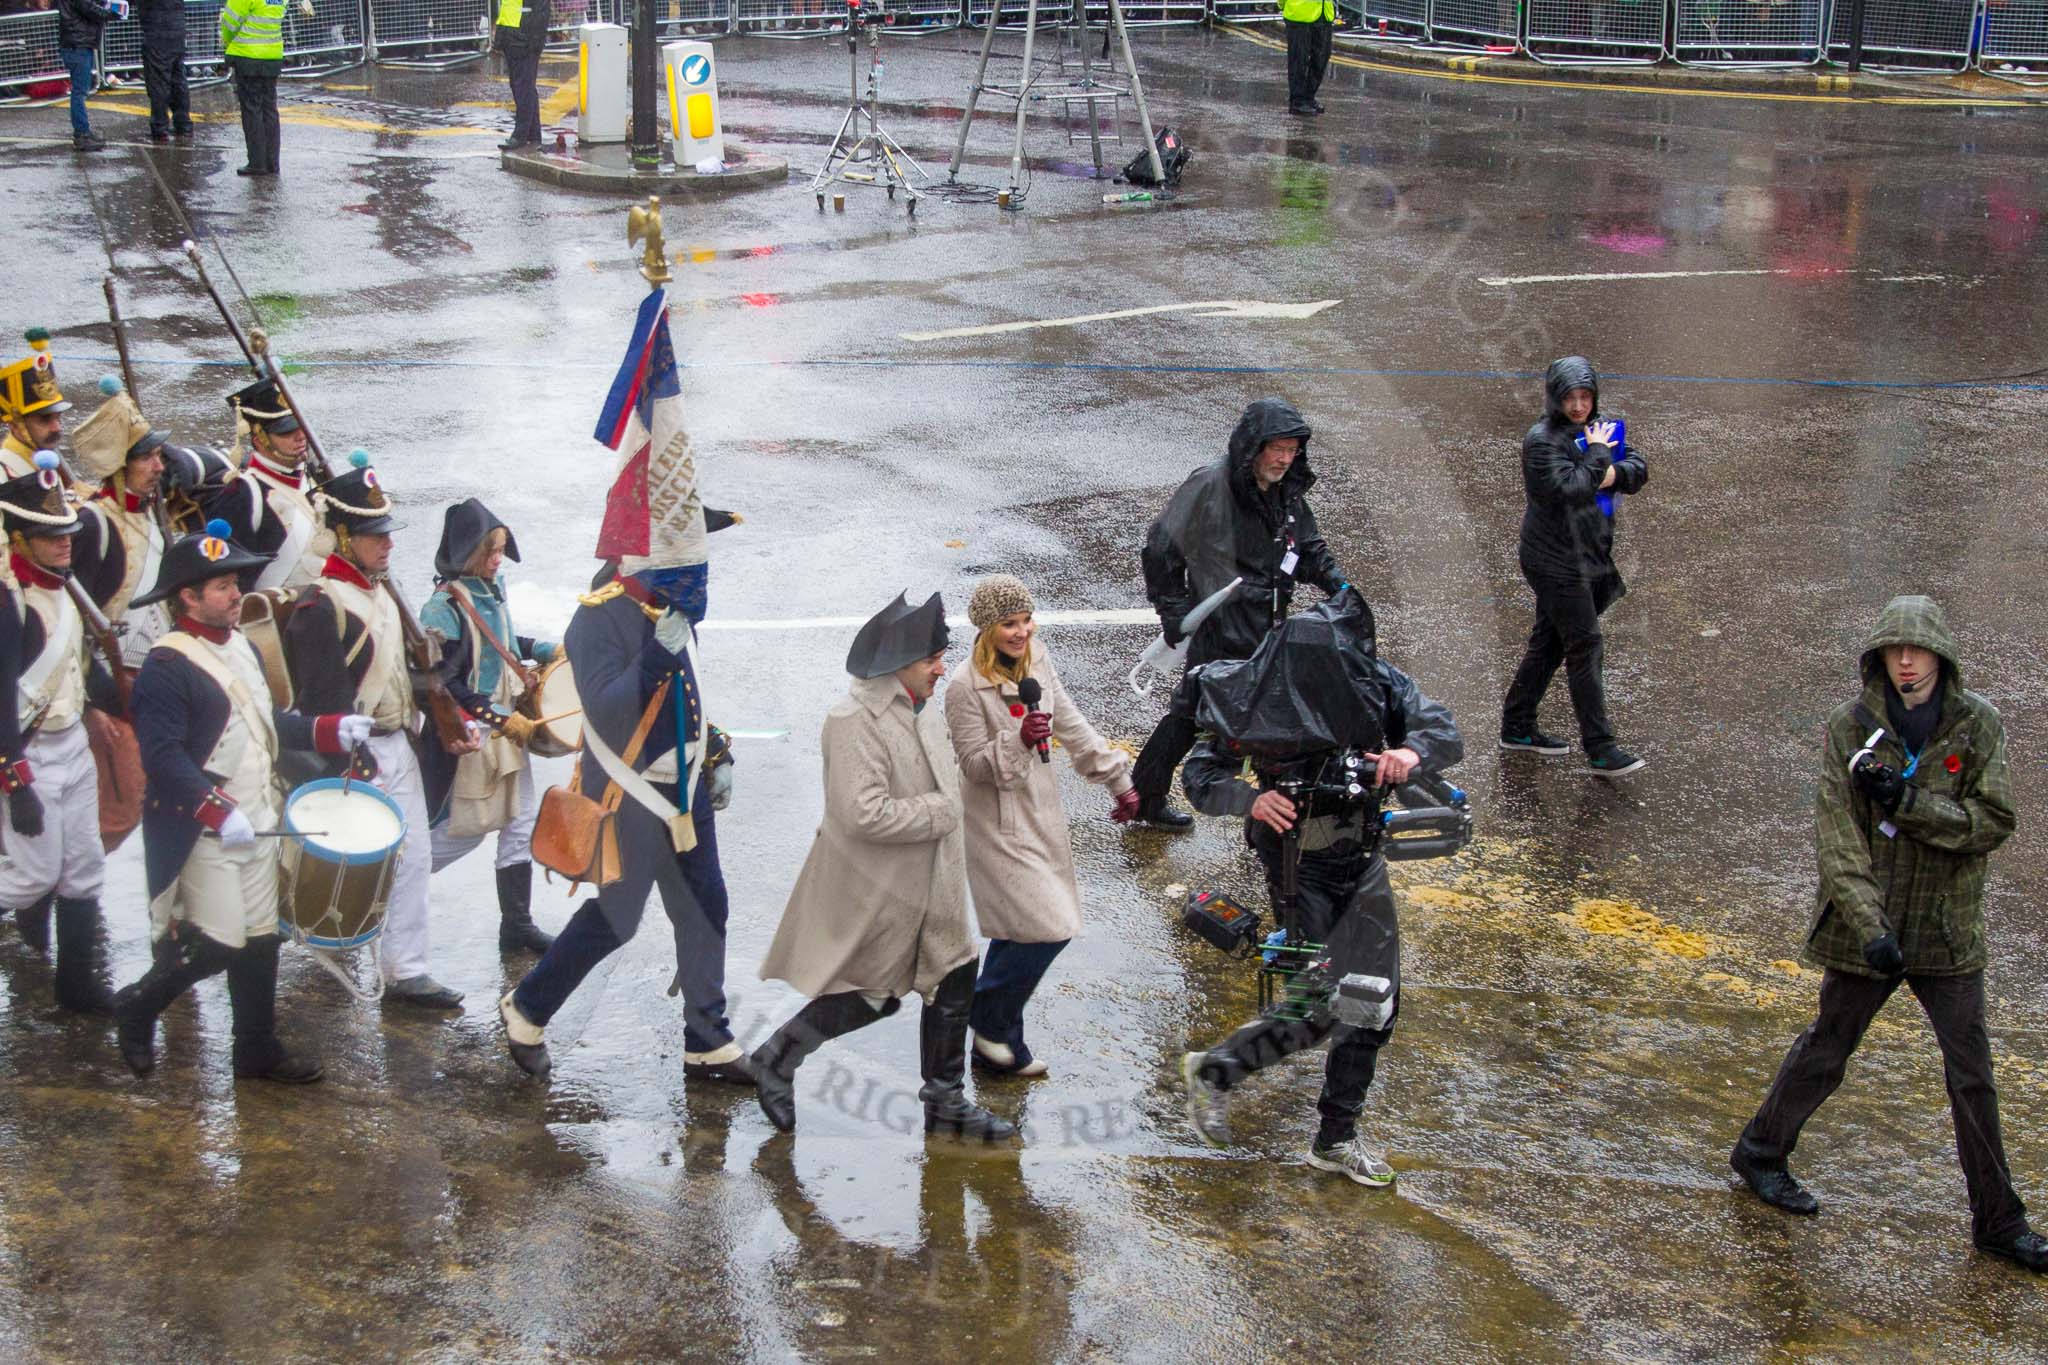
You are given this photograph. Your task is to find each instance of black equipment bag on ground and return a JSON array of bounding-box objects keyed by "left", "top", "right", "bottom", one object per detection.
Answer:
[{"left": 1121, "top": 127, "right": 1189, "bottom": 187}]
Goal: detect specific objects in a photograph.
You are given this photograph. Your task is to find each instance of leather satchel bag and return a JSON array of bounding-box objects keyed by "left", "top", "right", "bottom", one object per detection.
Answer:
[
  {"left": 531, "top": 678, "right": 669, "bottom": 895},
  {"left": 86, "top": 705, "right": 144, "bottom": 853}
]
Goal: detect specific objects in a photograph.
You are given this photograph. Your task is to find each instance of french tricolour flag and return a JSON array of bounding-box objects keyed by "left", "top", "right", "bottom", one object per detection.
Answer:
[{"left": 594, "top": 290, "right": 707, "bottom": 584}]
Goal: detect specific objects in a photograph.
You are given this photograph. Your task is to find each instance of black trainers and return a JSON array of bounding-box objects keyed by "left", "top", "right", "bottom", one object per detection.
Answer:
[
  {"left": 1585, "top": 745, "right": 1646, "bottom": 777},
  {"left": 1976, "top": 1229, "right": 2048, "bottom": 1273},
  {"left": 1500, "top": 730, "right": 1571, "bottom": 756},
  {"left": 1730, "top": 1145, "right": 1819, "bottom": 1216},
  {"left": 73, "top": 132, "right": 106, "bottom": 153}
]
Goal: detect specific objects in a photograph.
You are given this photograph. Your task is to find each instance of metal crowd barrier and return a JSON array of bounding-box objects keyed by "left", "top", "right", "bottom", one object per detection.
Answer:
[
  {"left": 368, "top": 0, "right": 495, "bottom": 65},
  {"left": 281, "top": 0, "right": 370, "bottom": 74},
  {"left": 100, "top": 2, "right": 233, "bottom": 91},
  {"left": 1672, "top": 0, "right": 1826, "bottom": 67},
  {"left": 1525, "top": 0, "right": 1667, "bottom": 62},
  {"left": 1979, "top": 0, "right": 2048, "bottom": 77},
  {"left": 1347, "top": 0, "right": 1429, "bottom": 41},
  {"left": 647, "top": 0, "right": 736, "bottom": 34},
  {"left": 731, "top": 0, "right": 957, "bottom": 36},
  {"left": 1826, "top": 0, "right": 1977, "bottom": 70},
  {"left": 963, "top": 0, "right": 1202, "bottom": 26},
  {"left": 1425, "top": 0, "right": 1520, "bottom": 47},
  {"left": 0, "top": 9, "right": 64, "bottom": 103},
  {"left": 546, "top": 0, "right": 618, "bottom": 48},
  {"left": 1209, "top": 0, "right": 1281, "bottom": 23}
]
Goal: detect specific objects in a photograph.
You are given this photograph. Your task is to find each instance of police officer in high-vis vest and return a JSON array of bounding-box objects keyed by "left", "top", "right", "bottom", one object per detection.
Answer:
[
  {"left": 1282, "top": 0, "right": 1336, "bottom": 117},
  {"left": 494, "top": 0, "right": 550, "bottom": 150},
  {"left": 220, "top": 0, "right": 287, "bottom": 176}
]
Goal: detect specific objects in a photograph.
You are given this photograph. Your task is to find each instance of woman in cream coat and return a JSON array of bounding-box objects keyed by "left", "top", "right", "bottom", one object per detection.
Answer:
[{"left": 946, "top": 575, "right": 1139, "bottom": 1077}]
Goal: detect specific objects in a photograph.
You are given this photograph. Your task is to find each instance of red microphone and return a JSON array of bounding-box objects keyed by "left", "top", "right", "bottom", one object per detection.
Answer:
[{"left": 1017, "top": 677, "right": 1050, "bottom": 764}]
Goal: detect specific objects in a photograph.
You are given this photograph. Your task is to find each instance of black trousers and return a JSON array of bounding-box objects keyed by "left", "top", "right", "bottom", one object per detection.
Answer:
[
  {"left": 142, "top": 38, "right": 190, "bottom": 136},
  {"left": 230, "top": 56, "right": 281, "bottom": 173},
  {"left": 502, "top": 38, "right": 542, "bottom": 143},
  {"left": 1131, "top": 671, "right": 1201, "bottom": 807},
  {"left": 1285, "top": 19, "right": 1333, "bottom": 107},
  {"left": 1739, "top": 968, "right": 2029, "bottom": 1245},
  {"left": 1500, "top": 573, "right": 1621, "bottom": 753}
]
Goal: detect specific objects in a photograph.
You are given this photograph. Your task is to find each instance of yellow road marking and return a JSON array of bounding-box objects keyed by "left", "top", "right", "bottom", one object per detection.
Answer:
[
  {"left": 1217, "top": 23, "right": 2037, "bottom": 107},
  {"left": 540, "top": 76, "right": 579, "bottom": 125},
  {"left": 87, "top": 97, "right": 498, "bottom": 137}
]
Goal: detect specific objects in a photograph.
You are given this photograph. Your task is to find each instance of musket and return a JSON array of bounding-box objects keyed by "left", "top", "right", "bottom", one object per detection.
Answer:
[
  {"left": 177, "top": 241, "right": 471, "bottom": 753},
  {"left": 102, "top": 273, "right": 181, "bottom": 545},
  {"left": 62, "top": 576, "right": 133, "bottom": 714}
]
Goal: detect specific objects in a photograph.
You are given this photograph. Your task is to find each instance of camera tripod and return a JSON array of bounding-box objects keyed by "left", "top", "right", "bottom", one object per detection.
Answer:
[
  {"left": 947, "top": 0, "right": 1166, "bottom": 203},
  {"left": 812, "top": 4, "right": 929, "bottom": 214}
]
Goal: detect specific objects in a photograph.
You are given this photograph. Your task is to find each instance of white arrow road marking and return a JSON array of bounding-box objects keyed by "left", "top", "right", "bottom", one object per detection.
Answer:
[
  {"left": 1479, "top": 267, "right": 1954, "bottom": 288},
  {"left": 901, "top": 299, "right": 1342, "bottom": 342}
]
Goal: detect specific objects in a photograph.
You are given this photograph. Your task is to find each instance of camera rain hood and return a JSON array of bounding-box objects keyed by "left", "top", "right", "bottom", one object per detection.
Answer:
[{"left": 1192, "top": 587, "right": 1387, "bottom": 760}]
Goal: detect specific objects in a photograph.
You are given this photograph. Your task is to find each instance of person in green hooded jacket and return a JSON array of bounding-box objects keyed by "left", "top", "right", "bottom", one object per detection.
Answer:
[{"left": 1731, "top": 595, "right": 2044, "bottom": 1274}]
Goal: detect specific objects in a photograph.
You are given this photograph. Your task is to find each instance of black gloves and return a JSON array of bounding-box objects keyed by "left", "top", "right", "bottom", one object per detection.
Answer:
[
  {"left": 1863, "top": 933, "right": 1905, "bottom": 977},
  {"left": 1160, "top": 612, "right": 1187, "bottom": 649},
  {"left": 7, "top": 785, "right": 44, "bottom": 839},
  {"left": 1853, "top": 759, "right": 1906, "bottom": 813}
]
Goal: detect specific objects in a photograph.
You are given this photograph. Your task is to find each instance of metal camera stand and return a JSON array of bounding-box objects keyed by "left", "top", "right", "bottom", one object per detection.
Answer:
[
  {"left": 812, "top": 2, "right": 929, "bottom": 214},
  {"left": 947, "top": 0, "right": 1165, "bottom": 204}
]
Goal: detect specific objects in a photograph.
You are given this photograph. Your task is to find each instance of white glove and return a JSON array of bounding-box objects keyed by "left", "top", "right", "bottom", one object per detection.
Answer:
[
  {"left": 1583, "top": 420, "right": 1619, "bottom": 448},
  {"left": 654, "top": 608, "right": 692, "bottom": 656},
  {"left": 709, "top": 761, "right": 733, "bottom": 811},
  {"left": 336, "top": 714, "right": 374, "bottom": 748},
  {"left": 218, "top": 807, "right": 257, "bottom": 850}
]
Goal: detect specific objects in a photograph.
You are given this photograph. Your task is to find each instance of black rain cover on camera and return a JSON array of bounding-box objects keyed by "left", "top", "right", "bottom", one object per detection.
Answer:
[{"left": 1193, "top": 587, "right": 1386, "bottom": 759}]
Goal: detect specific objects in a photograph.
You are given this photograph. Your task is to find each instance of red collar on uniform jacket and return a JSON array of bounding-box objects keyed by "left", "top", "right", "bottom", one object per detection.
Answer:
[
  {"left": 320, "top": 554, "right": 372, "bottom": 590},
  {"left": 175, "top": 617, "right": 234, "bottom": 645},
  {"left": 9, "top": 552, "right": 65, "bottom": 590},
  {"left": 250, "top": 453, "right": 303, "bottom": 488},
  {"left": 95, "top": 478, "right": 148, "bottom": 514}
]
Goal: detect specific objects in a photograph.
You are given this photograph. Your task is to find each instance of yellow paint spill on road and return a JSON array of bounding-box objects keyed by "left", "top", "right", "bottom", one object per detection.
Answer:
[{"left": 1570, "top": 898, "right": 1714, "bottom": 960}]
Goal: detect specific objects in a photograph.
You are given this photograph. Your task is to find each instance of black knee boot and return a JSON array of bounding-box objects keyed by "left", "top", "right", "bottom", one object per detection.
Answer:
[
  {"left": 14, "top": 893, "right": 53, "bottom": 955},
  {"left": 921, "top": 963, "right": 1018, "bottom": 1142},
  {"left": 227, "top": 935, "right": 323, "bottom": 1083},
  {"left": 496, "top": 862, "right": 553, "bottom": 956},
  {"left": 112, "top": 931, "right": 234, "bottom": 1076},
  {"left": 751, "top": 992, "right": 897, "bottom": 1133},
  {"left": 53, "top": 897, "right": 113, "bottom": 1014}
]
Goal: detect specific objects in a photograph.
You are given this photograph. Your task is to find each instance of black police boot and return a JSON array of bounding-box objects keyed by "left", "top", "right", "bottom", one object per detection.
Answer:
[
  {"left": 52, "top": 897, "right": 113, "bottom": 1014},
  {"left": 13, "top": 893, "right": 53, "bottom": 955},
  {"left": 496, "top": 862, "right": 553, "bottom": 956},
  {"left": 1977, "top": 1228, "right": 2048, "bottom": 1274},
  {"left": 227, "top": 935, "right": 324, "bottom": 1084},
  {"left": 1730, "top": 1142, "right": 1819, "bottom": 1216},
  {"left": 112, "top": 933, "right": 233, "bottom": 1076},
  {"left": 920, "top": 963, "right": 1018, "bottom": 1143},
  {"left": 750, "top": 992, "right": 895, "bottom": 1133},
  {"left": 1133, "top": 797, "right": 1194, "bottom": 831}
]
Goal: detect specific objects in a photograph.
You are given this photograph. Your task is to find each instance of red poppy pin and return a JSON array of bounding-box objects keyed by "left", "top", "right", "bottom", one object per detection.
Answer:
[
  {"left": 1008, "top": 703, "right": 1026, "bottom": 718},
  {"left": 1945, "top": 754, "right": 1961, "bottom": 774}
]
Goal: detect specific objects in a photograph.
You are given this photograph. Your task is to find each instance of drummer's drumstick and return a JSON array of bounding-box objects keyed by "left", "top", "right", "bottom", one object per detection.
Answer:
[{"left": 532, "top": 708, "right": 583, "bottom": 727}]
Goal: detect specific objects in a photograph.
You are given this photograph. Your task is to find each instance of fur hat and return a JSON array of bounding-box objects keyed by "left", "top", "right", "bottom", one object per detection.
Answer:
[{"left": 968, "top": 574, "right": 1036, "bottom": 632}]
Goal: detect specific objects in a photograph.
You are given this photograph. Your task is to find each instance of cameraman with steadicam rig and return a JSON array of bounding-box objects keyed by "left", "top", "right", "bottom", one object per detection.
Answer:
[{"left": 1179, "top": 588, "right": 1462, "bottom": 1186}]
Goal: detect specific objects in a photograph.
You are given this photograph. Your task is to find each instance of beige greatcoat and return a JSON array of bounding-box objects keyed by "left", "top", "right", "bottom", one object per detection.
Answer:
[
  {"left": 944, "top": 643, "right": 1132, "bottom": 944},
  {"left": 759, "top": 673, "right": 975, "bottom": 1000}
]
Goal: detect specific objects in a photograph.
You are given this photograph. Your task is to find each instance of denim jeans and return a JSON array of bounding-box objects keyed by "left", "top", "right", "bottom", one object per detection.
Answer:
[{"left": 60, "top": 46, "right": 94, "bottom": 136}]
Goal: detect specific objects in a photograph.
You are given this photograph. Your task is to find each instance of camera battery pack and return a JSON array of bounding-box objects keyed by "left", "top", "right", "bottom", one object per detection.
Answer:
[
  {"left": 1333, "top": 973, "right": 1395, "bottom": 1030},
  {"left": 1183, "top": 889, "right": 1263, "bottom": 958}
]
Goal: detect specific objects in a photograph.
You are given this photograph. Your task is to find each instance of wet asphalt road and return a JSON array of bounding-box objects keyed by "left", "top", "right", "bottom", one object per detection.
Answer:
[{"left": 4, "top": 24, "right": 2048, "bottom": 1361}]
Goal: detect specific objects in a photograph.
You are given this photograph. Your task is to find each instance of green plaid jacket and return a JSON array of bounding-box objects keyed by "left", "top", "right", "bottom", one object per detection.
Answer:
[{"left": 1805, "top": 605, "right": 2016, "bottom": 977}]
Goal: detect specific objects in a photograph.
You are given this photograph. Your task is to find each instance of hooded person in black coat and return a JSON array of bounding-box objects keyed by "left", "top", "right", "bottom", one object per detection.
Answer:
[
  {"left": 1129, "top": 397, "right": 1348, "bottom": 825},
  {"left": 1499, "top": 356, "right": 1649, "bottom": 775}
]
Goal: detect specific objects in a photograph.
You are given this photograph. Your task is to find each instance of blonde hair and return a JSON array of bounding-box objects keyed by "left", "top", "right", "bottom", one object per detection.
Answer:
[
  {"left": 972, "top": 626, "right": 1031, "bottom": 687},
  {"left": 465, "top": 526, "right": 508, "bottom": 578}
]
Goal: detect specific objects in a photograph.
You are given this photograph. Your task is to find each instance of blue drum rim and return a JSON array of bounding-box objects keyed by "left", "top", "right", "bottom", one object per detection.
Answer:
[
  {"left": 284, "top": 778, "right": 406, "bottom": 867},
  {"left": 298, "top": 924, "right": 384, "bottom": 951}
]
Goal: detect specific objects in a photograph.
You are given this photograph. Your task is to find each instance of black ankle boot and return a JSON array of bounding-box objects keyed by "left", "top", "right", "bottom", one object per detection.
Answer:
[
  {"left": 919, "top": 963, "right": 1017, "bottom": 1142},
  {"left": 1134, "top": 798, "right": 1194, "bottom": 831},
  {"left": 751, "top": 993, "right": 895, "bottom": 1133},
  {"left": 227, "top": 936, "right": 323, "bottom": 1083},
  {"left": 53, "top": 897, "right": 113, "bottom": 1014},
  {"left": 112, "top": 933, "right": 233, "bottom": 1076},
  {"left": 14, "top": 893, "right": 53, "bottom": 955},
  {"left": 496, "top": 862, "right": 553, "bottom": 955}
]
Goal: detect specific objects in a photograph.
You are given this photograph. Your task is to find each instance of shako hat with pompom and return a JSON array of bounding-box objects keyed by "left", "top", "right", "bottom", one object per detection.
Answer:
[
  {"left": 70, "top": 375, "right": 170, "bottom": 483},
  {"left": 132, "top": 517, "right": 276, "bottom": 607},
  {"left": 0, "top": 328, "right": 70, "bottom": 421},
  {"left": 315, "top": 449, "right": 399, "bottom": 536},
  {"left": 0, "top": 451, "right": 83, "bottom": 538}
]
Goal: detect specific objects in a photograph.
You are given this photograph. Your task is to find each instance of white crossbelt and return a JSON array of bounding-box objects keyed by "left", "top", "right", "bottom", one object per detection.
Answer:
[{"left": 580, "top": 631, "right": 705, "bottom": 854}]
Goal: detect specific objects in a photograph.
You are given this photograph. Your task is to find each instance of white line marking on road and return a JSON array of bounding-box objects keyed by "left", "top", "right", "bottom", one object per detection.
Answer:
[
  {"left": 1478, "top": 267, "right": 1952, "bottom": 288},
  {"left": 901, "top": 299, "right": 1341, "bottom": 342},
  {"left": 699, "top": 609, "right": 1157, "bottom": 632}
]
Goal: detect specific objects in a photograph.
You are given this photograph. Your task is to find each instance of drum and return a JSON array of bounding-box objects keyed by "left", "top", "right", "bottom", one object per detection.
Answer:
[
  {"left": 526, "top": 656, "right": 583, "bottom": 758},
  {"left": 278, "top": 779, "right": 405, "bottom": 951}
]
